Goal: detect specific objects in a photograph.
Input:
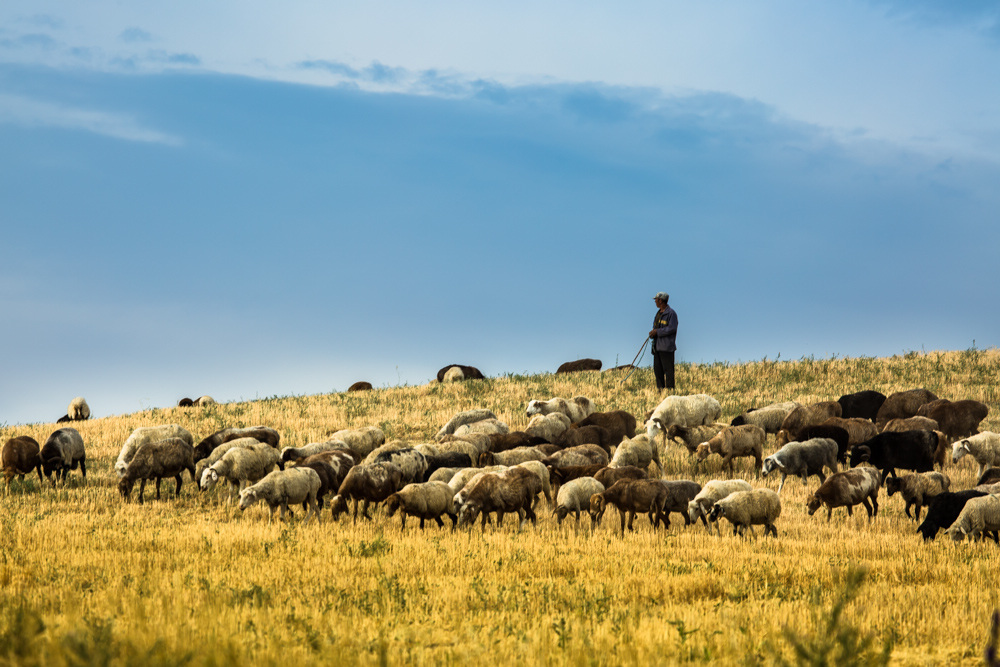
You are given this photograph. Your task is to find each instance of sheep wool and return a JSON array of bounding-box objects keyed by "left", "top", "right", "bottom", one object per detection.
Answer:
[
  {"left": 117, "top": 425, "right": 195, "bottom": 478},
  {"left": 555, "top": 477, "right": 605, "bottom": 525},
  {"left": 709, "top": 488, "right": 782, "bottom": 537},
  {"left": 946, "top": 494, "right": 1000, "bottom": 542},
  {"left": 239, "top": 467, "right": 322, "bottom": 522}
]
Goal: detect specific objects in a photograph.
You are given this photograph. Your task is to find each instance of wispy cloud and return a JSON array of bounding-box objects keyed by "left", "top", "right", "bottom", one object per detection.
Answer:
[
  {"left": 0, "top": 93, "right": 181, "bottom": 145},
  {"left": 119, "top": 27, "right": 153, "bottom": 43}
]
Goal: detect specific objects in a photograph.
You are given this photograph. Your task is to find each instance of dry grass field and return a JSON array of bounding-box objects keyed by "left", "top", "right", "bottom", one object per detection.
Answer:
[{"left": 2, "top": 349, "right": 999, "bottom": 666}]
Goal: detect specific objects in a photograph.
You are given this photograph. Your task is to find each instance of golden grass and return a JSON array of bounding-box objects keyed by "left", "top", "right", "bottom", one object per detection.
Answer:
[{"left": 1, "top": 349, "right": 999, "bottom": 665}]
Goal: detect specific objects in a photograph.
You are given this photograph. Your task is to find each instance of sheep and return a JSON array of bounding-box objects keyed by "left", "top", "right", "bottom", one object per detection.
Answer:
[
  {"left": 589, "top": 479, "right": 669, "bottom": 535},
  {"left": 443, "top": 366, "right": 465, "bottom": 382},
  {"left": 556, "top": 358, "right": 602, "bottom": 373},
  {"left": 837, "top": 390, "right": 887, "bottom": 422},
  {"left": 239, "top": 467, "right": 321, "bottom": 523},
  {"left": 554, "top": 477, "right": 605, "bottom": 525},
  {"left": 540, "top": 445, "right": 609, "bottom": 470},
  {"left": 694, "top": 425, "right": 766, "bottom": 474},
  {"left": 438, "top": 432, "right": 493, "bottom": 455},
  {"left": 668, "top": 423, "right": 728, "bottom": 454},
  {"left": 513, "top": 460, "right": 554, "bottom": 508},
  {"left": 2, "top": 436, "right": 43, "bottom": 490},
  {"left": 384, "top": 481, "right": 458, "bottom": 530},
  {"left": 118, "top": 438, "right": 196, "bottom": 504},
  {"left": 687, "top": 479, "right": 754, "bottom": 532},
  {"left": 880, "top": 416, "right": 939, "bottom": 434},
  {"left": 645, "top": 394, "right": 722, "bottom": 444},
  {"left": 875, "top": 388, "right": 939, "bottom": 427},
  {"left": 454, "top": 419, "right": 509, "bottom": 438},
  {"left": 328, "top": 426, "right": 386, "bottom": 459},
  {"left": 40, "top": 428, "right": 86, "bottom": 486},
  {"left": 917, "top": 399, "right": 989, "bottom": 441},
  {"left": 118, "top": 425, "right": 195, "bottom": 477},
  {"left": 479, "top": 447, "right": 548, "bottom": 467},
  {"left": 548, "top": 464, "right": 606, "bottom": 490},
  {"left": 330, "top": 461, "right": 403, "bottom": 522},
  {"left": 347, "top": 381, "right": 372, "bottom": 392},
  {"left": 526, "top": 396, "right": 596, "bottom": 424},
  {"left": 917, "top": 490, "right": 992, "bottom": 541},
  {"left": 761, "top": 438, "right": 838, "bottom": 493},
  {"left": 487, "top": 432, "right": 546, "bottom": 453},
  {"left": 296, "top": 449, "right": 355, "bottom": 493},
  {"left": 946, "top": 494, "right": 1000, "bottom": 543},
  {"left": 884, "top": 472, "right": 950, "bottom": 521},
  {"left": 295, "top": 459, "right": 339, "bottom": 510},
  {"left": 594, "top": 465, "right": 648, "bottom": 491},
  {"left": 363, "top": 446, "right": 428, "bottom": 485},
  {"left": 448, "top": 465, "right": 508, "bottom": 497},
  {"left": 200, "top": 444, "right": 282, "bottom": 502},
  {"left": 555, "top": 425, "right": 615, "bottom": 454},
  {"left": 194, "top": 426, "right": 279, "bottom": 462},
  {"left": 610, "top": 434, "right": 662, "bottom": 473},
  {"left": 435, "top": 364, "right": 485, "bottom": 382},
  {"left": 524, "top": 413, "right": 572, "bottom": 443},
  {"left": 656, "top": 479, "right": 701, "bottom": 528},
  {"left": 456, "top": 467, "right": 540, "bottom": 531},
  {"left": 819, "top": 417, "right": 879, "bottom": 447},
  {"left": 177, "top": 398, "right": 195, "bottom": 407},
  {"left": 708, "top": 488, "right": 782, "bottom": 537},
  {"left": 574, "top": 410, "right": 638, "bottom": 446},
  {"left": 281, "top": 440, "right": 353, "bottom": 465},
  {"left": 794, "top": 424, "right": 850, "bottom": 465},
  {"left": 849, "top": 430, "right": 938, "bottom": 480},
  {"left": 67, "top": 397, "right": 90, "bottom": 421},
  {"left": 195, "top": 395, "right": 216, "bottom": 406},
  {"left": 730, "top": 401, "right": 800, "bottom": 434},
  {"left": 805, "top": 467, "right": 882, "bottom": 522},
  {"left": 195, "top": 437, "right": 272, "bottom": 483},
  {"left": 428, "top": 467, "right": 461, "bottom": 484},
  {"left": 951, "top": 432, "right": 1000, "bottom": 479},
  {"left": 435, "top": 409, "right": 497, "bottom": 440},
  {"left": 775, "top": 402, "right": 843, "bottom": 446},
  {"left": 978, "top": 468, "right": 1000, "bottom": 486},
  {"left": 424, "top": 439, "right": 483, "bottom": 463},
  {"left": 416, "top": 450, "right": 473, "bottom": 481}
]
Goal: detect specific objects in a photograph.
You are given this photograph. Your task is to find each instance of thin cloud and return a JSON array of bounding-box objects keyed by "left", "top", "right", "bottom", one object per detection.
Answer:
[{"left": 119, "top": 27, "right": 153, "bottom": 43}]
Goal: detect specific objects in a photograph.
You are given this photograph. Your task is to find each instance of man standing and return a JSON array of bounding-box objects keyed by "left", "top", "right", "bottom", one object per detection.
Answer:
[{"left": 649, "top": 292, "right": 678, "bottom": 390}]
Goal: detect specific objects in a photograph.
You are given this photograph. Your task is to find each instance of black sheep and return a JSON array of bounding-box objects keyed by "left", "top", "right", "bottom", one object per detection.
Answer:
[
  {"left": 797, "top": 425, "right": 851, "bottom": 464},
  {"left": 916, "top": 490, "right": 992, "bottom": 541},
  {"left": 849, "top": 430, "right": 937, "bottom": 479},
  {"left": 837, "top": 390, "right": 887, "bottom": 422}
]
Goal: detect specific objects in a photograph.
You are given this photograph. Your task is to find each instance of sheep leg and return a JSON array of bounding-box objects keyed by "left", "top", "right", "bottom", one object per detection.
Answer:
[
  {"left": 448, "top": 513, "right": 458, "bottom": 531},
  {"left": 79, "top": 459, "right": 87, "bottom": 482},
  {"left": 154, "top": 477, "right": 162, "bottom": 500},
  {"left": 777, "top": 474, "right": 787, "bottom": 494},
  {"left": 914, "top": 503, "right": 922, "bottom": 522},
  {"left": 860, "top": 500, "right": 871, "bottom": 518},
  {"left": 827, "top": 506, "right": 833, "bottom": 522},
  {"left": 419, "top": 517, "right": 426, "bottom": 530},
  {"left": 174, "top": 474, "right": 183, "bottom": 497},
  {"left": 904, "top": 502, "right": 913, "bottom": 519},
  {"left": 847, "top": 504, "right": 854, "bottom": 517},
  {"left": 361, "top": 499, "right": 373, "bottom": 520},
  {"left": 618, "top": 509, "right": 627, "bottom": 536},
  {"left": 138, "top": 479, "right": 147, "bottom": 505},
  {"left": 434, "top": 516, "right": 444, "bottom": 529}
]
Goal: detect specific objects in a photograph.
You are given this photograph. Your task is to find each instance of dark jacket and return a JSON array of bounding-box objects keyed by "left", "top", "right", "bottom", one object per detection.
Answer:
[{"left": 652, "top": 306, "right": 678, "bottom": 352}]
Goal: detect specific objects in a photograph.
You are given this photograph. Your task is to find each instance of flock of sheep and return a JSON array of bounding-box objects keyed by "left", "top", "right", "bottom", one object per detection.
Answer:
[{"left": 4, "top": 387, "right": 1000, "bottom": 542}]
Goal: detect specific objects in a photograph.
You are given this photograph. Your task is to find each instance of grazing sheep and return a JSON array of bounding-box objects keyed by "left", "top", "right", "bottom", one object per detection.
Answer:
[
  {"left": 438, "top": 432, "right": 494, "bottom": 456},
  {"left": 881, "top": 416, "right": 939, "bottom": 434},
  {"left": 805, "top": 467, "right": 882, "bottom": 522},
  {"left": 67, "top": 397, "right": 90, "bottom": 421},
  {"left": 730, "top": 401, "right": 800, "bottom": 434},
  {"left": 554, "top": 477, "right": 605, "bottom": 525},
  {"left": 281, "top": 440, "right": 352, "bottom": 465},
  {"left": 2, "top": 436, "right": 43, "bottom": 490},
  {"left": 118, "top": 425, "right": 195, "bottom": 477},
  {"left": 849, "top": 430, "right": 938, "bottom": 480},
  {"left": 347, "top": 381, "right": 373, "bottom": 392},
  {"left": 555, "top": 425, "right": 615, "bottom": 454},
  {"left": 794, "top": 425, "right": 851, "bottom": 465},
  {"left": 118, "top": 438, "right": 196, "bottom": 504},
  {"left": 549, "top": 464, "right": 606, "bottom": 489},
  {"left": 761, "top": 438, "right": 838, "bottom": 493},
  {"left": 195, "top": 437, "right": 269, "bottom": 483},
  {"left": 875, "top": 388, "right": 939, "bottom": 427},
  {"left": 422, "top": 439, "right": 482, "bottom": 464},
  {"left": 594, "top": 465, "right": 648, "bottom": 491},
  {"left": 610, "top": 434, "right": 662, "bottom": 473},
  {"left": 946, "top": 494, "right": 1000, "bottom": 543},
  {"left": 479, "top": 446, "right": 548, "bottom": 467},
  {"left": 328, "top": 426, "right": 386, "bottom": 459},
  {"left": 331, "top": 461, "right": 404, "bottom": 522},
  {"left": 951, "top": 432, "right": 1000, "bottom": 478},
  {"left": 525, "top": 413, "right": 572, "bottom": 443},
  {"left": 296, "top": 449, "right": 354, "bottom": 492},
  {"left": 295, "top": 460, "right": 339, "bottom": 509},
  {"left": 454, "top": 419, "right": 509, "bottom": 438},
  {"left": 917, "top": 490, "right": 991, "bottom": 541},
  {"left": 574, "top": 410, "right": 638, "bottom": 446},
  {"left": 668, "top": 423, "right": 728, "bottom": 454},
  {"left": 416, "top": 450, "right": 473, "bottom": 481},
  {"left": 435, "top": 409, "right": 498, "bottom": 439},
  {"left": 487, "top": 432, "right": 547, "bottom": 453},
  {"left": 456, "top": 467, "right": 540, "bottom": 531},
  {"left": 512, "top": 460, "right": 554, "bottom": 508},
  {"left": 917, "top": 399, "right": 989, "bottom": 441},
  {"left": 239, "top": 467, "right": 321, "bottom": 523},
  {"left": 526, "top": 396, "right": 596, "bottom": 424},
  {"left": 194, "top": 426, "right": 280, "bottom": 462},
  {"left": 645, "top": 394, "right": 722, "bottom": 443},
  {"left": 589, "top": 479, "right": 669, "bottom": 535},
  {"left": 657, "top": 479, "right": 701, "bottom": 528},
  {"left": 540, "top": 444, "right": 609, "bottom": 470},
  {"left": 819, "top": 417, "right": 879, "bottom": 447},
  {"left": 363, "top": 446, "right": 428, "bottom": 485},
  {"left": 200, "top": 444, "right": 282, "bottom": 501},
  {"left": 447, "top": 465, "right": 508, "bottom": 498},
  {"left": 885, "top": 472, "right": 950, "bottom": 521},
  {"left": 442, "top": 366, "right": 465, "bottom": 382},
  {"left": 40, "top": 428, "right": 86, "bottom": 486},
  {"left": 837, "top": 390, "right": 887, "bottom": 422},
  {"left": 695, "top": 425, "right": 766, "bottom": 474},
  {"left": 687, "top": 479, "right": 754, "bottom": 531},
  {"left": 775, "top": 402, "right": 843, "bottom": 446},
  {"left": 978, "top": 468, "right": 1000, "bottom": 486},
  {"left": 435, "top": 364, "right": 485, "bottom": 382},
  {"left": 384, "top": 481, "right": 458, "bottom": 530},
  {"left": 708, "top": 488, "right": 782, "bottom": 537},
  {"left": 428, "top": 467, "right": 461, "bottom": 484},
  {"left": 556, "top": 358, "right": 602, "bottom": 374}
]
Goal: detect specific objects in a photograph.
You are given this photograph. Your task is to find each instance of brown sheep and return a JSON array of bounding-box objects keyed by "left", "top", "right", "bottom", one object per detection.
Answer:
[
  {"left": 805, "top": 466, "right": 881, "bottom": 522},
  {"left": 885, "top": 472, "right": 950, "bottom": 521},
  {"left": 695, "top": 425, "right": 765, "bottom": 474},
  {"left": 657, "top": 479, "right": 702, "bottom": 528},
  {"left": 594, "top": 465, "right": 648, "bottom": 490},
  {"left": 547, "top": 464, "right": 605, "bottom": 489},
  {"left": 668, "top": 423, "right": 728, "bottom": 454},
  {"left": 776, "top": 401, "right": 843, "bottom": 446},
  {"left": 118, "top": 438, "right": 196, "bottom": 504},
  {"left": 875, "top": 388, "right": 939, "bottom": 427},
  {"left": 554, "top": 425, "right": 615, "bottom": 454},
  {"left": 540, "top": 445, "right": 610, "bottom": 469},
  {"left": 330, "top": 462, "right": 403, "bottom": 523},
  {"left": 435, "top": 364, "right": 485, "bottom": 382},
  {"left": 40, "top": 428, "right": 87, "bottom": 486},
  {"left": 487, "top": 432, "right": 547, "bottom": 453},
  {"left": 573, "top": 410, "right": 638, "bottom": 445},
  {"left": 347, "top": 381, "right": 373, "bottom": 392},
  {"left": 479, "top": 447, "right": 548, "bottom": 467},
  {"left": 556, "top": 358, "right": 602, "bottom": 373},
  {"left": 384, "top": 481, "right": 457, "bottom": 530},
  {"left": 880, "top": 416, "right": 939, "bottom": 433},
  {"left": 456, "top": 467, "right": 539, "bottom": 530},
  {"left": 819, "top": 417, "right": 879, "bottom": 445},
  {"left": 2, "top": 436, "right": 43, "bottom": 490},
  {"left": 916, "top": 399, "right": 989, "bottom": 441},
  {"left": 589, "top": 479, "right": 668, "bottom": 535}
]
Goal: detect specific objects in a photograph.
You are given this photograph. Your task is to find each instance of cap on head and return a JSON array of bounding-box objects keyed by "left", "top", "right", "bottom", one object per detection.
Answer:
[{"left": 654, "top": 292, "right": 669, "bottom": 302}]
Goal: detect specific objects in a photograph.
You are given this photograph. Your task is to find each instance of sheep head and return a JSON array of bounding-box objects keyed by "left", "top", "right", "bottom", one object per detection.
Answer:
[
  {"left": 952, "top": 441, "right": 970, "bottom": 463},
  {"left": 238, "top": 488, "right": 260, "bottom": 511},
  {"left": 457, "top": 501, "right": 481, "bottom": 528},
  {"left": 694, "top": 443, "right": 711, "bottom": 462},
  {"left": 118, "top": 477, "right": 135, "bottom": 501},
  {"left": 200, "top": 468, "right": 219, "bottom": 491},
  {"left": 384, "top": 494, "right": 401, "bottom": 516},
  {"left": 707, "top": 503, "right": 726, "bottom": 523},
  {"left": 884, "top": 477, "right": 901, "bottom": 497},
  {"left": 848, "top": 446, "right": 871, "bottom": 467},
  {"left": 588, "top": 494, "right": 607, "bottom": 525},
  {"left": 805, "top": 494, "right": 823, "bottom": 516},
  {"left": 761, "top": 456, "right": 781, "bottom": 477},
  {"left": 329, "top": 495, "right": 349, "bottom": 520}
]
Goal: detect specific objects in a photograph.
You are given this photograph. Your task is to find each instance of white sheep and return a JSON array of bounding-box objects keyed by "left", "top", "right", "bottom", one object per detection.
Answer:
[
  {"left": 194, "top": 395, "right": 216, "bottom": 406},
  {"left": 448, "top": 465, "right": 507, "bottom": 497},
  {"left": 708, "top": 488, "right": 782, "bottom": 537},
  {"left": 200, "top": 444, "right": 282, "bottom": 502},
  {"left": 761, "top": 437, "right": 838, "bottom": 493},
  {"left": 363, "top": 446, "right": 428, "bottom": 484},
  {"left": 420, "top": 439, "right": 482, "bottom": 462},
  {"left": 453, "top": 418, "right": 509, "bottom": 437},
  {"left": 281, "top": 440, "right": 351, "bottom": 465},
  {"left": 194, "top": 437, "right": 263, "bottom": 482},
  {"left": 435, "top": 433, "right": 493, "bottom": 456},
  {"left": 554, "top": 477, "right": 605, "bottom": 525},
  {"left": 238, "top": 467, "right": 321, "bottom": 522},
  {"left": 645, "top": 394, "right": 722, "bottom": 442},
  {"left": 524, "top": 413, "right": 572, "bottom": 443},
  {"left": 951, "top": 432, "right": 1000, "bottom": 478},
  {"left": 514, "top": 460, "right": 554, "bottom": 508},
  {"left": 525, "top": 396, "right": 596, "bottom": 424},
  {"left": 610, "top": 434, "right": 661, "bottom": 474},
  {"left": 731, "top": 401, "right": 800, "bottom": 434},
  {"left": 329, "top": 426, "right": 386, "bottom": 459},
  {"left": 946, "top": 494, "right": 1000, "bottom": 542},
  {"left": 384, "top": 481, "right": 457, "bottom": 529},
  {"left": 116, "top": 425, "right": 195, "bottom": 478},
  {"left": 67, "top": 397, "right": 91, "bottom": 421},
  {"left": 695, "top": 425, "right": 766, "bottom": 475},
  {"left": 435, "top": 409, "right": 497, "bottom": 440},
  {"left": 442, "top": 366, "right": 465, "bottom": 382},
  {"left": 687, "top": 479, "right": 754, "bottom": 532}
]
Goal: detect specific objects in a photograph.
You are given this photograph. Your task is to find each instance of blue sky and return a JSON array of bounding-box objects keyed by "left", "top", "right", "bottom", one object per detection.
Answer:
[{"left": 2, "top": 1, "right": 999, "bottom": 424}]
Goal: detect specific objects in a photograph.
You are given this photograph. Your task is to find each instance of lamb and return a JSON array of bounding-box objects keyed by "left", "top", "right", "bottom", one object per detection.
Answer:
[
  {"left": 487, "top": 432, "right": 547, "bottom": 453},
  {"left": 194, "top": 426, "right": 280, "bottom": 462},
  {"left": 200, "top": 444, "right": 282, "bottom": 501},
  {"left": 118, "top": 425, "right": 195, "bottom": 477},
  {"left": 238, "top": 467, "right": 321, "bottom": 523},
  {"left": 524, "top": 413, "right": 572, "bottom": 443},
  {"left": 610, "top": 434, "right": 662, "bottom": 473},
  {"left": 694, "top": 425, "right": 766, "bottom": 474},
  {"left": 775, "top": 402, "right": 843, "bottom": 446},
  {"left": 656, "top": 480, "right": 702, "bottom": 528},
  {"left": 384, "top": 481, "right": 458, "bottom": 530},
  {"left": 880, "top": 416, "right": 939, "bottom": 434},
  {"left": 761, "top": 438, "right": 838, "bottom": 493},
  {"left": 479, "top": 447, "right": 548, "bottom": 467},
  {"left": 456, "top": 467, "right": 540, "bottom": 530},
  {"left": 554, "top": 425, "right": 614, "bottom": 454},
  {"left": 453, "top": 419, "right": 509, "bottom": 438},
  {"left": 195, "top": 437, "right": 271, "bottom": 483},
  {"left": 435, "top": 409, "right": 497, "bottom": 440},
  {"left": 329, "top": 461, "right": 403, "bottom": 522},
  {"left": 588, "top": 479, "right": 668, "bottom": 535},
  {"left": 526, "top": 396, "right": 596, "bottom": 424},
  {"left": 951, "top": 432, "right": 1000, "bottom": 479},
  {"left": 645, "top": 394, "right": 722, "bottom": 443},
  {"left": 708, "top": 488, "right": 782, "bottom": 537},
  {"left": 849, "top": 430, "right": 938, "bottom": 479},
  {"left": 118, "top": 437, "right": 196, "bottom": 504},
  {"left": 730, "top": 401, "right": 800, "bottom": 434},
  {"left": 40, "top": 428, "right": 87, "bottom": 486},
  {"left": 556, "top": 358, "right": 602, "bottom": 373},
  {"left": 435, "top": 364, "right": 484, "bottom": 382},
  {"left": 805, "top": 467, "right": 882, "bottom": 522},
  {"left": 594, "top": 465, "right": 648, "bottom": 490},
  {"left": 328, "top": 426, "right": 386, "bottom": 459},
  {"left": 540, "top": 445, "right": 609, "bottom": 469},
  {"left": 884, "top": 472, "right": 950, "bottom": 521},
  {"left": 347, "top": 381, "right": 373, "bottom": 392},
  {"left": 946, "top": 494, "right": 1000, "bottom": 543},
  {"left": 875, "top": 388, "right": 939, "bottom": 427},
  {"left": 67, "top": 397, "right": 90, "bottom": 421},
  {"left": 363, "top": 446, "right": 428, "bottom": 484},
  {"left": 280, "top": 440, "right": 353, "bottom": 465},
  {"left": 573, "top": 410, "right": 638, "bottom": 446},
  {"left": 687, "top": 479, "right": 754, "bottom": 531},
  {"left": 917, "top": 399, "right": 989, "bottom": 441},
  {"left": 2, "top": 436, "right": 43, "bottom": 490},
  {"left": 836, "top": 391, "right": 887, "bottom": 422},
  {"left": 554, "top": 477, "right": 605, "bottom": 525},
  {"left": 442, "top": 366, "right": 465, "bottom": 382},
  {"left": 917, "top": 490, "right": 991, "bottom": 541},
  {"left": 668, "top": 423, "right": 727, "bottom": 454}
]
